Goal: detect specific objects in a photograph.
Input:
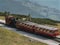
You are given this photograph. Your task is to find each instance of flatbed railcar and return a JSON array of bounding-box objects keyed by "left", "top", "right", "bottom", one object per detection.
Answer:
[{"left": 5, "top": 15, "right": 60, "bottom": 39}]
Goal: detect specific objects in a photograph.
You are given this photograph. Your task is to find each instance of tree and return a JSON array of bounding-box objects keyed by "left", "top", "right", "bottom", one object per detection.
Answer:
[{"left": 3, "top": 11, "right": 10, "bottom": 16}]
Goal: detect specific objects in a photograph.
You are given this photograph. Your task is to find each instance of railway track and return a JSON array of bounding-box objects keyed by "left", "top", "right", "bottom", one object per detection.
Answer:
[
  {"left": 53, "top": 38, "right": 60, "bottom": 43},
  {"left": 0, "top": 20, "right": 60, "bottom": 45},
  {"left": 4, "top": 26, "right": 60, "bottom": 45}
]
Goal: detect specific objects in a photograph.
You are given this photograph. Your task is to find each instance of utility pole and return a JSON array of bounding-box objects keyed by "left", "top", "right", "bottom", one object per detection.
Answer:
[
  {"left": 28, "top": 14, "right": 31, "bottom": 21},
  {"left": 7, "top": 12, "right": 10, "bottom": 15}
]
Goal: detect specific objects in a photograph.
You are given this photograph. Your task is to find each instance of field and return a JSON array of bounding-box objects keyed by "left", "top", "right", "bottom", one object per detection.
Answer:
[
  {"left": 0, "top": 16, "right": 5, "bottom": 20},
  {"left": 0, "top": 27, "right": 47, "bottom": 45},
  {"left": 0, "top": 16, "right": 47, "bottom": 45}
]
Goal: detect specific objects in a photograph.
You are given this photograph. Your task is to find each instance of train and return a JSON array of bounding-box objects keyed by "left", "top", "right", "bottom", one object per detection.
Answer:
[{"left": 5, "top": 15, "right": 60, "bottom": 38}]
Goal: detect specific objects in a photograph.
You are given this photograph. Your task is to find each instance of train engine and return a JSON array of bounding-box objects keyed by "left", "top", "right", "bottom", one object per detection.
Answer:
[
  {"left": 5, "top": 15, "right": 16, "bottom": 27},
  {"left": 5, "top": 15, "right": 60, "bottom": 39}
]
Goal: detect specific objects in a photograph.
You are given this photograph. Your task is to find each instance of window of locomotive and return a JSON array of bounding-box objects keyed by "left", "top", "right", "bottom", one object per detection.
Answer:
[
  {"left": 23, "top": 23, "right": 25, "bottom": 26},
  {"left": 28, "top": 25, "right": 30, "bottom": 27},
  {"left": 25, "top": 24, "right": 26, "bottom": 25},
  {"left": 26, "top": 24, "right": 28, "bottom": 26},
  {"left": 20, "top": 23, "right": 22, "bottom": 24},
  {"left": 55, "top": 30, "right": 58, "bottom": 32},
  {"left": 21, "top": 23, "right": 23, "bottom": 26},
  {"left": 42, "top": 28, "right": 45, "bottom": 30},
  {"left": 49, "top": 30, "right": 55, "bottom": 34},
  {"left": 23, "top": 23, "right": 24, "bottom": 25},
  {"left": 22, "top": 23, "right": 24, "bottom": 25},
  {"left": 32, "top": 25, "right": 35, "bottom": 27},
  {"left": 30, "top": 25, "right": 32, "bottom": 28},
  {"left": 39, "top": 28, "right": 43, "bottom": 31},
  {"left": 20, "top": 23, "right": 23, "bottom": 26},
  {"left": 39, "top": 28, "right": 42, "bottom": 30},
  {"left": 36, "top": 27, "right": 39, "bottom": 30},
  {"left": 43, "top": 28, "right": 46, "bottom": 32},
  {"left": 37, "top": 27, "right": 40, "bottom": 30},
  {"left": 25, "top": 24, "right": 27, "bottom": 26},
  {"left": 49, "top": 30, "right": 52, "bottom": 33},
  {"left": 27, "top": 24, "right": 29, "bottom": 27},
  {"left": 19, "top": 23, "right": 22, "bottom": 25},
  {"left": 52, "top": 30, "right": 58, "bottom": 33},
  {"left": 25, "top": 24, "right": 27, "bottom": 27},
  {"left": 24, "top": 24, "right": 26, "bottom": 26},
  {"left": 45, "top": 29, "right": 48, "bottom": 32},
  {"left": 32, "top": 25, "right": 35, "bottom": 29},
  {"left": 46, "top": 29, "right": 50, "bottom": 33},
  {"left": 27, "top": 24, "right": 29, "bottom": 26}
]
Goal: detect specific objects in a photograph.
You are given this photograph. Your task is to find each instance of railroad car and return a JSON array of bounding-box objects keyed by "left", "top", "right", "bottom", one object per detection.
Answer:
[{"left": 5, "top": 15, "right": 60, "bottom": 38}]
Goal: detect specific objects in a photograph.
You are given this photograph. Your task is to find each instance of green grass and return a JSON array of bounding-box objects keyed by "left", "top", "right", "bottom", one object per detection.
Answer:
[
  {"left": 0, "top": 27, "right": 47, "bottom": 45},
  {"left": 31, "top": 18, "right": 57, "bottom": 26}
]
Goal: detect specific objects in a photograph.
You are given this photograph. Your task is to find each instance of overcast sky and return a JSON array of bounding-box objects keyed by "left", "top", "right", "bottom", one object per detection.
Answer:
[
  {"left": 29, "top": 0, "right": 59, "bottom": 9},
  {"left": 14, "top": 0, "right": 60, "bottom": 10}
]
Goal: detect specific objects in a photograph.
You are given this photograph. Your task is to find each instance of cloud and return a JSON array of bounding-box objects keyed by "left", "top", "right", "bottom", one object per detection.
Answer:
[
  {"left": 30, "top": 0, "right": 59, "bottom": 9},
  {"left": 13, "top": 0, "right": 60, "bottom": 10}
]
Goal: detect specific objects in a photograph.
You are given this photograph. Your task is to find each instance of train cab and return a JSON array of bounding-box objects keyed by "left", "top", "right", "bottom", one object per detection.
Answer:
[{"left": 5, "top": 16, "right": 15, "bottom": 25}]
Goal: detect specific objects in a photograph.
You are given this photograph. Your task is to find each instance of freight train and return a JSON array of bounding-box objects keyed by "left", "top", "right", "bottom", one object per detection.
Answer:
[{"left": 5, "top": 15, "right": 60, "bottom": 38}]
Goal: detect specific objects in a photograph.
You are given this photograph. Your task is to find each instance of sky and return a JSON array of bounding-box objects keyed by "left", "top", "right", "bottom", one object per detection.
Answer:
[
  {"left": 14, "top": 0, "right": 60, "bottom": 9},
  {"left": 14, "top": 0, "right": 60, "bottom": 21},
  {"left": 29, "top": 0, "right": 59, "bottom": 10}
]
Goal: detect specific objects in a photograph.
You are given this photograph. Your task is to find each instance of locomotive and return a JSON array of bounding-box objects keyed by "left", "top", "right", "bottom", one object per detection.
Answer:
[{"left": 5, "top": 15, "right": 60, "bottom": 38}]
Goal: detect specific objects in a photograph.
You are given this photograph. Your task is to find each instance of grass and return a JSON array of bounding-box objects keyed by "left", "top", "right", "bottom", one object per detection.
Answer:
[
  {"left": 56, "top": 23, "right": 60, "bottom": 32},
  {"left": 0, "top": 27, "right": 47, "bottom": 45},
  {"left": 31, "top": 18, "right": 57, "bottom": 26},
  {"left": 0, "top": 16, "right": 5, "bottom": 20}
]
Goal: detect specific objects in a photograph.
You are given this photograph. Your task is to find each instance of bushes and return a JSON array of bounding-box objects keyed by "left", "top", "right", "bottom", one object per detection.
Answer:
[
  {"left": 31, "top": 18, "right": 57, "bottom": 26},
  {"left": 0, "top": 12, "right": 59, "bottom": 26}
]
